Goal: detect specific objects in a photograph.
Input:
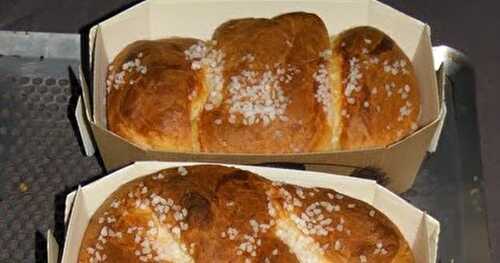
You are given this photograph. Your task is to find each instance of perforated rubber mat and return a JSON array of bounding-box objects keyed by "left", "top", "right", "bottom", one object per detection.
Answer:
[{"left": 0, "top": 55, "right": 102, "bottom": 262}]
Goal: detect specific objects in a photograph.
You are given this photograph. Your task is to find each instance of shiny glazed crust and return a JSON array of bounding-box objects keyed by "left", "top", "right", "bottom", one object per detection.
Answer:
[
  {"left": 78, "top": 165, "right": 414, "bottom": 263},
  {"left": 106, "top": 38, "right": 205, "bottom": 151},
  {"left": 105, "top": 14, "right": 421, "bottom": 153},
  {"left": 330, "top": 27, "right": 420, "bottom": 150},
  {"left": 198, "top": 12, "right": 332, "bottom": 153}
]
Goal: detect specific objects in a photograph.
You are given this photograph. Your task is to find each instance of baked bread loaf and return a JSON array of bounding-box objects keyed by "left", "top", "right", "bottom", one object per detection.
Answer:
[
  {"left": 78, "top": 165, "right": 414, "bottom": 263},
  {"left": 105, "top": 12, "right": 420, "bottom": 153}
]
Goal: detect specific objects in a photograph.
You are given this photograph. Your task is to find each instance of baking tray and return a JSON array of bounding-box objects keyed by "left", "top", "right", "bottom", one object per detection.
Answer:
[{"left": 0, "top": 31, "right": 491, "bottom": 262}]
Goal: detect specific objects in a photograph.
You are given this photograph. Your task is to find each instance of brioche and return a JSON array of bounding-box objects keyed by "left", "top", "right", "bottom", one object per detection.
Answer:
[
  {"left": 105, "top": 13, "right": 420, "bottom": 153},
  {"left": 78, "top": 165, "right": 414, "bottom": 262}
]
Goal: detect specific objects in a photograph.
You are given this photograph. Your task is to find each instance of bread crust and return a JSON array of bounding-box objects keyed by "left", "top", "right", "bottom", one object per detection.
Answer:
[
  {"left": 78, "top": 165, "right": 415, "bottom": 263},
  {"left": 106, "top": 38, "right": 204, "bottom": 152},
  {"left": 330, "top": 27, "right": 420, "bottom": 150},
  {"left": 199, "top": 12, "right": 332, "bottom": 153},
  {"left": 106, "top": 16, "right": 421, "bottom": 153}
]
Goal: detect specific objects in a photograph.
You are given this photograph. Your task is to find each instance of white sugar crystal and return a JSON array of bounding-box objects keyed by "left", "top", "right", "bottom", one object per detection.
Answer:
[
  {"left": 334, "top": 240, "right": 342, "bottom": 251},
  {"left": 227, "top": 227, "right": 239, "bottom": 240},
  {"left": 87, "top": 247, "right": 95, "bottom": 255},
  {"left": 319, "top": 49, "right": 332, "bottom": 59},
  {"left": 178, "top": 166, "right": 188, "bottom": 176},
  {"left": 296, "top": 188, "right": 306, "bottom": 199},
  {"left": 399, "top": 105, "right": 412, "bottom": 118},
  {"left": 174, "top": 211, "right": 184, "bottom": 221},
  {"left": 100, "top": 227, "right": 108, "bottom": 237},
  {"left": 185, "top": 42, "right": 225, "bottom": 108},
  {"left": 314, "top": 63, "right": 331, "bottom": 114},
  {"left": 226, "top": 68, "right": 289, "bottom": 126},
  {"left": 241, "top": 53, "right": 256, "bottom": 62},
  {"left": 404, "top": 84, "right": 411, "bottom": 93},
  {"left": 171, "top": 226, "right": 181, "bottom": 237},
  {"left": 345, "top": 57, "right": 362, "bottom": 97}
]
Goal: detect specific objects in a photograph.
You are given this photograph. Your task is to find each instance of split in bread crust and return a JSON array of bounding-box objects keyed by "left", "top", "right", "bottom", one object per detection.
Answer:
[{"left": 78, "top": 165, "right": 415, "bottom": 262}]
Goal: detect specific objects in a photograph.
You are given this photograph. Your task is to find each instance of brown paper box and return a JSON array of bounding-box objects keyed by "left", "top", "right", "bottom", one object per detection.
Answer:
[
  {"left": 48, "top": 162, "right": 439, "bottom": 262},
  {"left": 77, "top": 0, "right": 445, "bottom": 193}
]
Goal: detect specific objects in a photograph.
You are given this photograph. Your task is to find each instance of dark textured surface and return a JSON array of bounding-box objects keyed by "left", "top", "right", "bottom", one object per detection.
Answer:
[
  {"left": 0, "top": 57, "right": 102, "bottom": 262},
  {"left": 0, "top": 0, "right": 498, "bottom": 260}
]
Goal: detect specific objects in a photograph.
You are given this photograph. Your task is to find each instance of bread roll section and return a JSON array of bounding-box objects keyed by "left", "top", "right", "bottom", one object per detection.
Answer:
[
  {"left": 105, "top": 13, "right": 420, "bottom": 153},
  {"left": 78, "top": 165, "right": 415, "bottom": 262},
  {"left": 106, "top": 38, "right": 205, "bottom": 152},
  {"left": 330, "top": 27, "right": 420, "bottom": 150},
  {"left": 198, "top": 12, "right": 332, "bottom": 153}
]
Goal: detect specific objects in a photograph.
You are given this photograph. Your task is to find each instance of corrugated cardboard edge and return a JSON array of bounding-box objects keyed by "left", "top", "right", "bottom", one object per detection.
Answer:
[
  {"left": 65, "top": 191, "right": 78, "bottom": 225},
  {"left": 58, "top": 161, "right": 440, "bottom": 263},
  {"left": 47, "top": 229, "right": 59, "bottom": 263},
  {"left": 76, "top": 63, "right": 96, "bottom": 156},
  {"left": 61, "top": 186, "right": 84, "bottom": 263},
  {"left": 428, "top": 91, "right": 447, "bottom": 153},
  {"left": 76, "top": 97, "right": 95, "bottom": 156},
  {"left": 428, "top": 48, "right": 449, "bottom": 153}
]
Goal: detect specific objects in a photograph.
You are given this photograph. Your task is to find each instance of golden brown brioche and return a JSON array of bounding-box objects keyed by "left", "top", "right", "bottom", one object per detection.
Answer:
[
  {"left": 330, "top": 27, "right": 421, "bottom": 150},
  {"left": 197, "top": 12, "right": 332, "bottom": 153},
  {"left": 106, "top": 38, "right": 205, "bottom": 151},
  {"left": 78, "top": 165, "right": 414, "bottom": 262},
  {"left": 105, "top": 15, "right": 422, "bottom": 153}
]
